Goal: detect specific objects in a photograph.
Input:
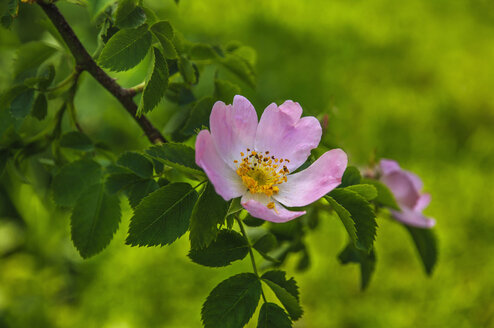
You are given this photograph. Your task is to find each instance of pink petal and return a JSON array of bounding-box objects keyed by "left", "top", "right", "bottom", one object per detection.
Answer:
[
  {"left": 380, "top": 159, "right": 401, "bottom": 175},
  {"left": 414, "top": 193, "right": 431, "bottom": 212},
  {"left": 274, "top": 149, "right": 348, "bottom": 207},
  {"left": 391, "top": 208, "right": 436, "bottom": 228},
  {"left": 381, "top": 171, "right": 420, "bottom": 209},
  {"left": 195, "top": 130, "right": 246, "bottom": 200},
  {"left": 210, "top": 95, "right": 258, "bottom": 168},
  {"left": 406, "top": 171, "right": 423, "bottom": 192},
  {"left": 255, "top": 100, "right": 322, "bottom": 171},
  {"left": 241, "top": 193, "right": 305, "bottom": 223}
]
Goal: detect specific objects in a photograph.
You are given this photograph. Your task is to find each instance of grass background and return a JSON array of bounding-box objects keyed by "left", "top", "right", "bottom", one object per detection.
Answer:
[{"left": 1, "top": 0, "right": 494, "bottom": 327}]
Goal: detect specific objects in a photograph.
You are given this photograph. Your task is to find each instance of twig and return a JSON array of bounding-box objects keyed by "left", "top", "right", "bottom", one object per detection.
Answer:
[{"left": 37, "top": 1, "right": 166, "bottom": 144}]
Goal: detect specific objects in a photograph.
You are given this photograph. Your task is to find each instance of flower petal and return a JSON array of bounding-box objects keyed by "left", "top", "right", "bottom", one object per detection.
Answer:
[
  {"left": 255, "top": 100, "right": 322, "bottom": 171},
  {"left": 380, "top": 159, "right": 401, "bottom": 175},
  {"left": 195, "top": 130, "right": 245, "bottom": 200},
  {"left": 210, "top": 95, "right": 258, "bottom": 168},
  {"left": 274, "top": 149, "right": 347, "bottom": 207},
  {"left": 381, "top": 171, "right": 420, "bottom": 209},
  {"left": 414, "top": 193, "right": 431, "bottom": 212},
  {"left": 391, "top": 208, "right": 436, "bottom": 228},
  {"left": 241, "top": 193, "right": 305, "bottom": 223}
]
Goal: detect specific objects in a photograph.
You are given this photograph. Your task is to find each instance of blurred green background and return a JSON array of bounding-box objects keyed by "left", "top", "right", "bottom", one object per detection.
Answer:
[{"left": 1, "top": 0, "right": 494, "bottom": 327}]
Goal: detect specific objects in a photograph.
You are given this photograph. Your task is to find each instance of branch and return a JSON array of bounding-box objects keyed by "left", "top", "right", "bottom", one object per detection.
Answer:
[{"left": 38, "top": 1, "right": 166, "bottom": 144}]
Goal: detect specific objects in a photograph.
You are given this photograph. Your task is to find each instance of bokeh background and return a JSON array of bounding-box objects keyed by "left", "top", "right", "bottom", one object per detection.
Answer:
[{"left": 1, "top": 0, "right": 494, "bottom": 327}]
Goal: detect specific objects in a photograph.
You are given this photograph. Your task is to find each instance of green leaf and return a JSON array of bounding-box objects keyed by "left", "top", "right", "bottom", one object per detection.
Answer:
[
  {"left": 150, "top": 21, "right": 177, "bottom": 59},
  {"left": 60, "top": 131, "right": 94, "bottom": 151},
  {"left": 87, "top": 0, "right": 114, "bottom": 20},
  {"left": 146, "top": 143, "right": 203, "bottom": 176},
  {"left": 243, "top": 214, "right": 265, "bottom": 227},
  {"left": 71, "top": 183, "right": 121, "bottom": 258},
  {"left": 126, "top": 178, "right": 159, "bottom": 209},
  {"left": 178, "top": 56, "right": 197, "bottom": 84},
  {"left": 214, "top": 79, "right": 240, "bottom": 103},
  {"left": 13, "top": 42, "right": 56, "bottom": 80},
  {"left": 189, "top": 182, "right": 231, "bottom": 249},
  {"left": 219, "top": 54, "right": 255, "bottom": 88},
  {"left": 115, "top": 0, "right": 146, "bottom": 29},
  {"left": 117, "top": 151, "right": 154, "bottom": 178},
  {"left": 7, "top": 0, "right": 19, "bottom": 16},
  {"left": 405, "top": 226, "right": 438, "bottom": 275},
  {"left": 252, "top": 231, "right": 277, "bottom": 254},
  {"left": 180, "top": 96, "right": 213, "bottom": 136},
  {"left": 189, "top": 44, "right": 217, "bottom": 60},
  {"left": 37, "top": 64, "right": 56, "bottom": 90},
  {"left": 202, "top": 273, "right": 261, "bottom": 328},
  {"left": 346, "top": 184, "right": 378, "bottom": 201},
  {"left": 257, "top": 303, "right": 292, "bottom": 328},
  {"left": 1, "top": 15, "right": 13, "bottom": 29},
  {"left": 10, "top": 88, "right": 34, "bottom": 118},
  {"left": 0, "top": 149, "right": 9, "bottom": 177},
  {"left": 126, "top": 182, "right": 198, "bottom": 246},
  {"left": 361, "top": 178, "right": 400, "bottom": 210},
  {"left": 327, "top": 188, "right": 377, "bottom": 251},
  {"left": 31, "top": 93, "right": 47, "bottom": 120},
  {"left": 105, "top": 172, "right": 142, "bottom": 194},
  {"left": 340, "top": 166, "right": 361, "bottom": 188},
  {"left": 138, "top": 47, "right": 169, "bottom": 114},
  {"left": 188, "top": 229, "right": 248, "bottom": 267},
  {"left": 262, "top": 271, "right": 303, "bottom": 320},
  {"left": 150, "top": 21, "right": 174, "bottom": 39},
  {"left": 98, "top": 25, "right": 152, "bottom": 72},
  {"left": 339, "top": 242, "right": 376, "bottom": 290},
  {"left": 52, "top": 159, "right": 102, "bottom": 207}
]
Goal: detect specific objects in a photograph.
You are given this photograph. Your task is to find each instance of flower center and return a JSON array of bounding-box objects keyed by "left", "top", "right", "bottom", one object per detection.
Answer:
[{"left": 234, "top": 149, "right": 290, "bottom": 197}]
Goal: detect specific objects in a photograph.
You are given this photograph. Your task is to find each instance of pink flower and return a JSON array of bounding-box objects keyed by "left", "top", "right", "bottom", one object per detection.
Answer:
[
  {"left": 379, "top": 159, "right": 436, "bottom": 228},
  {"left": 195, "top": 95, "right": 347, "bottom": 223}
]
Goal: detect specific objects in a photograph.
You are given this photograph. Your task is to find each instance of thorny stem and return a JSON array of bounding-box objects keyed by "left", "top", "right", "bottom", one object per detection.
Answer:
[
  {"left": 235, "top": 216, "right": 268, "bottom": 303},
  {"left": 37, "top": 1, "right": 166, "bottom": 144}
]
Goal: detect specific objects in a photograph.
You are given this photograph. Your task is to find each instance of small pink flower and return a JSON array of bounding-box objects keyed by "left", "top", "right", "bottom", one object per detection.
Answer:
[
  {"left": 195, "top": 95, "right": 347, "bottom": 223},
  {"left": 379, "top": 159, "right": 436, "bottom": 228}
]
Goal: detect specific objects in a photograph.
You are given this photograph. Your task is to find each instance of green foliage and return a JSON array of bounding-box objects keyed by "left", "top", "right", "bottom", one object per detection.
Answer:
[
  {"left": 262, "top": 271, "right": 302, "bottom": 320},
  {"left": 188, "top": 229, "right": 249, "bottom": 267},
  {"left": 31, "top": 93, "right": 47, "bottom": 120},
  {"left": 257, "top": 303, "right": 293, "bottom": 328},
  {"left": 339, "top": 166, "right": 362, "bottom": 188},
  {"left": 138, "top": 47, "right": 168, "bottom": 114},
  {"left": 326, "top": 188, "right": 377, "bottom": 251},
  {"left": 59, "top": 131, "right": 94, "bottom": 151},
  {"left": 150, "top": 21, "right": 177, "bottom": 59},
  {"left": 243, "top": 214, "right": 265, "bottom": 227},
  {"left": 71, "top": 183, "right": 121, "bottom": 258},
  {"left": 219, "top": 54, "right": 256, "bottom": 88},
  {"left": 126, "top": 182, "right": 198, "bottom": 247},
  {"left": 10, "top": 88, "right": 34, "bottom": 118},
  {"left": 339, "top": 242, "right": 377, "bottom": 290},
  {"left": 362, "top": 178, "right": 400, "bottom": 210},
  {"left": 181, "top": 96, "right": 213, "bottom": 136},
  {"left": 189, "top": 44, "right": 218, "bottom": 60},
  {"left": 189, "top": 182, "right": 231, "bottom": 249},
  {"left": 202, "top": 273, "right": 261, "bottom": 328},
  {"left": 252, "top": 231, "right": 277, "bottom": 254},
  {"left": 52, "top": 159, "right": 102, "bottom": 207},
  {"left": 346, "top": 184, "right": 378, "bottom": 201},
  {"left": 405, "top": 226, "right": 438, "bottom": 275},
  {"left": 13, "top": 42, "right": 56, "bottom": 80},
  {"left": 126, "top": 178, "right": 159, "bottom": 209},
  {"left": 98, "top": 25, "right": 152, "bottom": 72},
  {"left": 117, "top": 151, "right": 154, "bottom": 179},
  {"left": 214, "top": 79, "right": 240, "bottom": 103},
  {"left": 146, "top": 143, "right": 203, "bottom": 176},
  {"left": 115, "top": 0, "right": 146, "bottom": 29}
]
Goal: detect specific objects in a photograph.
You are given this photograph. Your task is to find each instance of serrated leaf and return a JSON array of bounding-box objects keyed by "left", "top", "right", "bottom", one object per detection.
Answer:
[
  {"left": 180, "top": 96, "right": 213, "bottom": 136},
  {"left": 60, "top": 131, "right": 94, "bottom": 151},
  {"left": 126, "top": 178, "right": 159, "bottom": 209},
  {"left": 115, "top": 0, "right": 146, "bottom": 29},
  {"left": 87, "top": 0, "right": 114, "bottom": 20},
  {"left": 339, "top": 242, "right": 376, "bottom": 290},
  {"left": 340, "top": 166, "right": 361, "bottom": 188},
  {"left": 32, "top": 93, "right": 47, "bottom": 120},
  {"left": 178, "top": 56, "right": 196, "bottom": 84},
  {"left": 257, "top": 302, "right": 292, "bottom": 328},
  {"left": 202, "top": 273, "right": 261, "bottom": 328},
  {"left": 361, "top": 178, "right": 400, "bottom": 210},
  {"left": 7, "top": 0, "right": 19, "bottom": 16},
  {"left": 117, "top": 151, "right": 153, "bottom": 178},
  {"left": 189, "top": 44, "right": 217, "bottom": 60},
  {"left": 261, "top": 270, "right": 300, "bottom": 301},
  {"left": 189, "top": 182, "right": 231, "bottom": 249},
  {"left": 243, "top": 214, "right": 265, "bottom": 227},
  {"left": 13, "top": 42, "right": 56, "bottom": 80},
  {"left": 126, "top": 182, "right": 198, "bottom": 246},
  {"left": 150, "top": 21, "right": 177, "bottom": 59},
  {"left": 52, "top": 159, "right": 102, "bottom": 207},
  {"left": 188, "top": 229, "right": 248, "bottom": 267},
  {"left": 139, "top": 47, "right": 168, "bottom": 114},
  {"left": 252, "top": 231, "right": 277, "bottom": 254},
  {"left": 150, "top": 21, "right": 174, "bottom": 39},
  {"left": 327, "top": 188, "right": 377, "bottom": 251},
  {"left": 105, "top": 172, "right": 142, "bottom": 194},
  {"left": 219, "top": 54, "right": 255, "bottom": 88},
  {"left": 262, "top": 272, "right": 303, "bottom": 321},
  {"left": 346, "top": 184, "right": 378, "bottom": 201},
  {"left": 71, "top": 183, "right": 121, "bottom": 258},
  {"left": 98, "top": 25, "right": 152, "bottom": 72},
  {"left": 214, "top": 79, "right": 240, "bottom": 103},
  {"left": 405, "top": 226, "right": 438, "bottom": 275},
  {"left": 146, "top": 143, "right": 203, "bottom": 176},
  {"left": 37, "top": 64, "right": 55, "bottom": 90},
  {"left": 10, "top": 88, "right": 34, "bottom": 118}
]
